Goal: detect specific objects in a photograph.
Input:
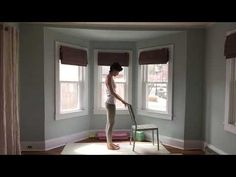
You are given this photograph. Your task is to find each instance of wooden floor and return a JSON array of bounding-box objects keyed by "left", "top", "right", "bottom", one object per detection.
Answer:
[{"left": 22, "top": 138, "right": 205, "bottom": 155}]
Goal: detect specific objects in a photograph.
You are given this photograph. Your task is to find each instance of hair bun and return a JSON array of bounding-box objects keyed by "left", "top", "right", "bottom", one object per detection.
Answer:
[{"left": 110, "top": 62, "right": 123, "bottom": 72}]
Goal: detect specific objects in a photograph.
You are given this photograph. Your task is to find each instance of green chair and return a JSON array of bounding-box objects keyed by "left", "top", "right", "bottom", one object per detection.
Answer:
[{"left": 128, "top": 104, "right": 159, "bottom": 151}]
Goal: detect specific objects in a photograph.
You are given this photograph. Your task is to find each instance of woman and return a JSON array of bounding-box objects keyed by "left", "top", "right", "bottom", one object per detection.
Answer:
[{"left": 105, "top": 62, "right": 129, "bottom": 150}]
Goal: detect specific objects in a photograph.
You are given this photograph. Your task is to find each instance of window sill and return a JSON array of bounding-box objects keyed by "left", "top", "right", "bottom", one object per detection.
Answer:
[
  {"left": 224, "top": 124, "right": 236, "bottom": 134},
  {"left": 55, "top": 110, "right": 88, "bottom": 120},
  {"left": 137, "top": 109, "right": 172, "bottom": 120},
  {"left": 93, "top": 109, "right": 129, "bottom": 115}
]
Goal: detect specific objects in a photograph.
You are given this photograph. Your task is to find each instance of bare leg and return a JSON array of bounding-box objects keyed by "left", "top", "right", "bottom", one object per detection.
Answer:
[{"left": 105, "top": 103, "right": 119, "bottom": 150}]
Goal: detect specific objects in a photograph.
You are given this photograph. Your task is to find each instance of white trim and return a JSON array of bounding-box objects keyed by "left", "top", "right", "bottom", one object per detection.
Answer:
[
  {"left": 137, "top": 109, "right": 172, "bottom": 120},
  {"left": 204, "top": 143, "right": 228, "bottom": 155},
  {"left": 144, "top": 132, "right": 204, "bottom": 150},
  {"left": 55, "top": 110, "right": 89, "bottom": 120},
  {"left": 25, "top": 133, "right": 236, "bottom": 155},
  {"left": 144, "top": 132, "right": 184, "bottom": 149},
  {"left": 226, "top": 28, "right": 236, "bottom": 36},
  {"left": 21, "top": 129, "right": 130, "bottom": 151},
  {"left": 159, "top": 135, "right": 185, "bottom": 150},
  {"left": 93, "top": 109, "right": 130, "bottom": 115},
  {"left": 203, "top": 141, "right": 208, "bottom": 151},
  {"left": 93, "top": 49, "right": 133, "bottom": 115},
  {"left": 205, "top": 22, "right": 216, "bottom": 29},
  {"left": 54, "top": 41, "right": 89, "bottom": 120},
  {"left": 224, "top": 59, "right": 236, "bottom": 134},
  {"left": 21, "top": 131, "right": 89, "bottom": 151},
  {"left": 21, "top": 141, "right": 45, "bottom": 151},
  {"left": 45, "top": 131, "right": 89, "bottom": 151},
  {"left": 22, "top": 129, "right": 206, "bottom": 152},
  {"left": 137, "top": 44, "right": 174, "bottom": 120},
  {"left": 184, "top": 140, "right": 204, "bottom": 150},
  {"left": 89, "top": 129, "right": 130, "bottom": 135},
  {"left": 21, "top": 131, "right": 209, "bottom": 152}
]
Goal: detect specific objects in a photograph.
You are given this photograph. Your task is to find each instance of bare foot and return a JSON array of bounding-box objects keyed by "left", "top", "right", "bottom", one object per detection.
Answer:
[
  {"left": 112, "top": 143, "right": 120, "bottom": 148},
  {"left": 107, "top": 144, "right": 120, "bottom": 150}
]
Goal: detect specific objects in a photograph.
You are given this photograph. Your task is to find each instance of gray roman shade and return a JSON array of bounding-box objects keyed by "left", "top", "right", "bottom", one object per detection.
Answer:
[
  {"left": 97, "top": 52, "right": 129, "bottom": 66},
  {"left": 139, "top": 48, "right": 169, "bottom": 65},
  {"left": 224, "top": 31, "right": 236, "bottom": 59},
  {"left": 60, "top": 46, "right": 88, "bottom": 66}
]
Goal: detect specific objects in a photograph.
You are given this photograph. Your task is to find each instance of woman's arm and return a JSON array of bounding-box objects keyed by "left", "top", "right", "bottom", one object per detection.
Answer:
[{"left": 106, "top": 76, "right": 128, "bottom": 105}]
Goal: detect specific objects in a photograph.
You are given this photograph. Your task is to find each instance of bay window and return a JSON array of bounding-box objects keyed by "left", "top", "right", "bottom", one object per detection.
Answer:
[
  {"left": 55, "top": 41, "right": 88, "bottom": 120},
  {"left": 224, "top": 29, "right": 236, "bottom": 134},
  {"left": 94, "top": 50, "right": 132, "bottom": 114},
  {"left": 137, "top": 45, "right": 173, "bottom": 120}
]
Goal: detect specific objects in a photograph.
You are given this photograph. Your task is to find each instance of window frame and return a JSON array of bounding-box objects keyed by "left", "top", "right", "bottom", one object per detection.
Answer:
[
  {"left": 224, "top": 57, "right": 236, "bottom": 134},
  {"left": 137, "top": 44, "right": 174, "bottom": 120},
  {"left": 93, "top": 49, "right": 132, "bottom": 115},
  {"left": 55, "top": 41, "right": 88, "bottom": 120}
]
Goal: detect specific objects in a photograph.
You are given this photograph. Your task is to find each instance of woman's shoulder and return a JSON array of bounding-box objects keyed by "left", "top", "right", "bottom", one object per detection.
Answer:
[
  {"left": 105, "top": 74, "right": 111, "bottom": 83},
  {"left": 106, "top": 74, "right": 112, "bottom": 80}
]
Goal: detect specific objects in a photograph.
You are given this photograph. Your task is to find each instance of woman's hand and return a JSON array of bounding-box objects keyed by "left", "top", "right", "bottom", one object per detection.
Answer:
[{"left": 122, "top": 101, "right": 129, "bottom": 107}]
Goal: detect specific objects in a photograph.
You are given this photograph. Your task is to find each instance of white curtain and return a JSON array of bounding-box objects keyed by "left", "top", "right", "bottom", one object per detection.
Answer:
[{"left": 0, "top": 24, "right": 21, "bottom": 155}]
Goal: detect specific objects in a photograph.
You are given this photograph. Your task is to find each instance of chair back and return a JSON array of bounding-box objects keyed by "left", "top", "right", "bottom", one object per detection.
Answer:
[{"left": 127, "top": 104, "right": 137, "bottom": 128}]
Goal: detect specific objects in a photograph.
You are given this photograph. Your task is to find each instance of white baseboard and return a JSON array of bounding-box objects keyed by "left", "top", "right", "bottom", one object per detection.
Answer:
[
  {"left": 89, "top": 129, "right": 130, "bottom": 133},
  {"left": 21, "top": 129, "right": 130, "bottom": 151},
  {"left": 22, "top": 129, "right": 208, "bottom": 152},
  {"left": 21, "top": 141, "right": 45, "bottom": 151},
  {"left": 184, "top": 140, "right": 204, "bottom": 150},
  {"left": 204, "top": 143, "right": 228, "bottom": 155},
  {"left": 144, "top": 132, "right": 204, "bottom": 150},
  {"left": 45, "top": 131, "right": 90, "bottom": 151},
  {"left": 203, "top": 141, "right": 208, "bottom": 151},
  {"left": 144, "top": 132, "right": 184, "bottom": 149}
]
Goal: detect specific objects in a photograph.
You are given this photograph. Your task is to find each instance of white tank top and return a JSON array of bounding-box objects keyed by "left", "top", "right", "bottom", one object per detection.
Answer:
[{"left": 106, "top": 77, "right": 116, "bottom": 105}]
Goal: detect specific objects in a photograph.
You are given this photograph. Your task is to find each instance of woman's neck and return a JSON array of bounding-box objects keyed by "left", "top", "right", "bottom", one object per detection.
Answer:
[{"left": 108, "top": 73, "right": 114, "bottom": 77}]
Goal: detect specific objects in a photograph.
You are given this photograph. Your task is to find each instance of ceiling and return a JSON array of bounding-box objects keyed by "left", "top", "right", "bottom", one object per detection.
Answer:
[
  {"left": 33, "top": 22, "right": 213, "bottom": 29},
  {"left": 33, "top": 22, "right": 213, "bottom": 42},
  {"left": 49, "top": 27, "right": 182, "bottom": 42}
]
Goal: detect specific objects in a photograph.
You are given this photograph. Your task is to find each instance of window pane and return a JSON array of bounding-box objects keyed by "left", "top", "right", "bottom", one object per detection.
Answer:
[
  {"left": 114, "top": 67, "right": 126, "bottom": 82},
  {"left": 60, "top": 82, "right": 80, "bottom": 112},
  {"left": 146, "top": 83, "right": 167, "bottom": 112},
  {"left": 101, "top": 66, "right": 110, "bottom": 82},
  {"left": 101, "top": 83, "right": 107, "bottom": 108},
  {"left": 115, "top": 83, "right": 125, "bottom": 109},
  {"left": 101, "top": 82, "right": 125, "bottom": 109},
  {"left": 60, "top": 61, "right": 79, "bottom": 81},
  {"left": 147, "top": 64, "right": 168, "bottom": 82},
  {"left": 101, "top": 66, "right": 126, "bottom": 82}
]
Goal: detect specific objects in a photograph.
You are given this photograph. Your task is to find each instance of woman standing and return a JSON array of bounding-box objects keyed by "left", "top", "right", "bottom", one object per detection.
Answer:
[{"left": 105, "top": 62, "right": 129, "bottom": 150}]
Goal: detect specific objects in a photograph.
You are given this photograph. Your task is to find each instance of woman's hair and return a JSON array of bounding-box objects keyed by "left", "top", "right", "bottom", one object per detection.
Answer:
[{"left": 109, "top": 62, "right": 123, "bottom": 73}]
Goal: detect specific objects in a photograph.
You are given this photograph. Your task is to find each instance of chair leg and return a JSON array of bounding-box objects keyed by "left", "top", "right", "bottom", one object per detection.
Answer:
[
  {"left": 152, "top": 130, "right": 154, "bottom": 145},
  {"left": 132, "top": 130, "right": 136, "bottom": 151},
  {"left": 130, "top": 129, "right": 133, "bottom": 145},
  {"left": 157, "top": 129, "right": 159, "bottom": 150}
]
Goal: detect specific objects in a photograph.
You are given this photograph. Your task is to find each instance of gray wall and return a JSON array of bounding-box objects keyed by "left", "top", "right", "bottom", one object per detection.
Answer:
[
  {"left": 5, "top": 22, "right": 19, "bottom": 29},
  {"left": 19, "top": 25, "right": 92, "bottom": 142},
  {"left": 44, "top": 28, "right": 90, "bottom": 140},
  {"left": 136, "top": 32, "right": 187, "bottom": 140},
  {"left": 20, "top": 23, "right": 236, "bottom": 154},
  {"left": 204, "top": 23, "right": 236, "bottom": 154},
  {"left": 89, "top": 41, "right": 135, "bottom": 130},
  {"left": 19, "top": 24, "right": 45, "bottom": 141},
  {"left": 184, "top": 29, "right": 205, "bottom": 141}
]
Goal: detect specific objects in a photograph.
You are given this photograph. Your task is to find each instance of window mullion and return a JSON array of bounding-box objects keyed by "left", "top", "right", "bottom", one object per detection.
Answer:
[
  {"left": 233, "top": 59, "right": 236, "bottom": 125},
  {"left": 144, "top": 66, "right": 148, "bottom": 110},
  {"left": 229, "top": 59, "right": 235, "bottom": 124},
  {"left": 101, "top": 81, "right": 104, "bottom": 108}
]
